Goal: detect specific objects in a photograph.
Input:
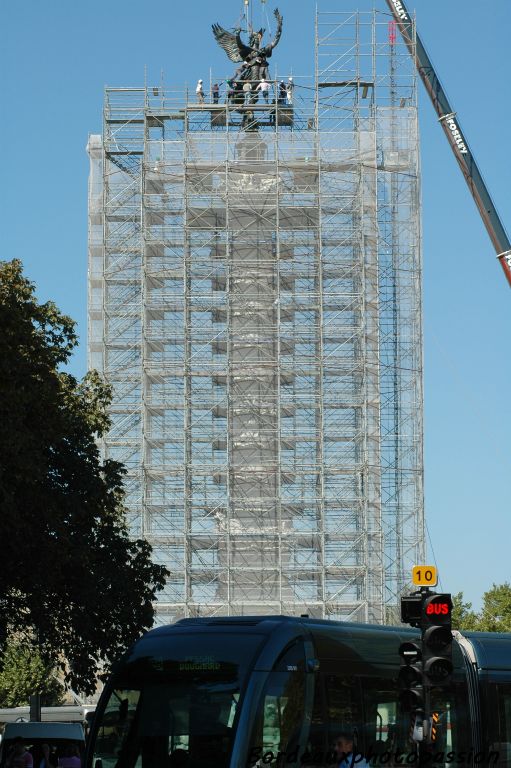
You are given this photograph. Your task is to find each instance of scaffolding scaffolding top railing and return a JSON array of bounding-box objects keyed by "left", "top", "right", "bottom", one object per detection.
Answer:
[{"left": 104, "top": 78, "right": 312, "bottom": 126}]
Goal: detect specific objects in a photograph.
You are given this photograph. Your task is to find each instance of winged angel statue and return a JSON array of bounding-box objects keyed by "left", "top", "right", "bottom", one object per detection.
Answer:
[{"left": 212, "top": 9, "right": 283, "bottom": 103}]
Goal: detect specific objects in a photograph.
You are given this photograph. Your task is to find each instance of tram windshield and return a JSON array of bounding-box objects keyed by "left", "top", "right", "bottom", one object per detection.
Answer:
[{"left": 91, "top": 632, "right": 264, "bottom": 768}]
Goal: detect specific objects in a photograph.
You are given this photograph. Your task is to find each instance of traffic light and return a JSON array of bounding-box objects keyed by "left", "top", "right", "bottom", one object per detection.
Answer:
[
  {"left": 399, "top": 593, "right": 424, "bottom": 716},
  {"left": 398, "top": 640, "right": 424, "bottom": 714},
  {"left": 400, "top": 594, "right": 423, "bottom": 627},
  {"left": 421, "top": 593, "right": 453, "bottom": 687}
]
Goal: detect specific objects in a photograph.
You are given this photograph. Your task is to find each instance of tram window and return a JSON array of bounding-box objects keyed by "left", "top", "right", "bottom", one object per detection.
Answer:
[
  {"left": 500, "top": 687, "right": 511, "bottom": 757},
  {"left": 324, "top": 674, "right": 362, "bottom": 749},
  {"left": 358, "top": 676, "right": 469, "bottom": 766},
  {"left": 491, "top": 683, "right": 511, "bottom": 766},
  {"left": 304, "top": 672, "right": 328, "bottom": 762},
  {"left": 248, "top": 642, "right": 306, "bottom": 764},
  {"left": 91, "top": 633, "right": 263, "bottom": 768},
  {"left": 94, "top": 690, "right": 141, "bottom": 767},
  {"left": 429, "top": 681, "right": 470, "bottom": 764},
  {"left": 359, "top": 677, "right": 401, "bottom": 757}
]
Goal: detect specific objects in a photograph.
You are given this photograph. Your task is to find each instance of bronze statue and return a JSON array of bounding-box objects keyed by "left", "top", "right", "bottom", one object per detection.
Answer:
[{"left": 212, "top": 9, "right": 283, "bottom": 104}]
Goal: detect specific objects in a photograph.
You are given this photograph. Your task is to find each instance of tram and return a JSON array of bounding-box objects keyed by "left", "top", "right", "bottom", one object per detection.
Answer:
[{"left": 86, "top": 616, "right": 511, "bottom": 768}]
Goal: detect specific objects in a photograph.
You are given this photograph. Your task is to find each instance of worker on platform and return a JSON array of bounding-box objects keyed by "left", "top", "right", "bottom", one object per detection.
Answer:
[
  {"left": 278, "top": 80, "right": 287, "bottom": 105},
  {"left": 256, "top": 78, "right": 270, "bottom": 103},
  {"left": 242, "top": 80, "right": 252, "bottom": 104},
  {"left": 195, "top": 79, "right": 204, "bottom": 104},
  {"left": 212, "top": 83, "right": 220, "bottom": 104},
  {"left": 286, "top": 76, "right": 294, "bottom": 105}
]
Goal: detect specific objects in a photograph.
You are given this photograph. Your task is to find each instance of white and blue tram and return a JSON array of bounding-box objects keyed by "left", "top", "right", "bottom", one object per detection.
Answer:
[{"left": 86, "top": 616, "right": 511, "bottom": 768}]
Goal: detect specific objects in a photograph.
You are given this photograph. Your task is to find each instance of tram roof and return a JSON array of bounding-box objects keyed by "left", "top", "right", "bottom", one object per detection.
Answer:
[
  {"left": 129, "top": 615, "right": 418, "bottom": 671},
  {"left": 147, "top": 615, "right": 418, "bottom": 637},
  {"left": 461, "top": 630, "right": 511, "bottom": 671},
  {"left": 139, "top": 617, "right": 511, "bottom": 673}
]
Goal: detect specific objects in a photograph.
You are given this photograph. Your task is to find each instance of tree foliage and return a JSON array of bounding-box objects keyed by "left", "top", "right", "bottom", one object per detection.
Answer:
[
  {"left": 477, "top": 583, "right": 511, "bottom": 632},
  {"left": 0, "top": 260, "right": 167, "bottom": 695},
  {"left": 451, "top": 585, "right": 511, "bottom": 632},
  {"left": 451, "top": 592, "right": 479, "bottom": 631},
  {"left": 0, "top": 639, "right": 64, "bottom": 707}
]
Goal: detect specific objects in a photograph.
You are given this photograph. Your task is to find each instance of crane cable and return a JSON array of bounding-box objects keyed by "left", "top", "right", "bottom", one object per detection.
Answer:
[
  {"left": 262, "top": 0, "right": 273, "bottom": 36},
  {"left": 234, "top": 0, "right": 273, "bottom": 38},
  {"left": 230, "top": 2, "right": 246, "bottom": 33}
]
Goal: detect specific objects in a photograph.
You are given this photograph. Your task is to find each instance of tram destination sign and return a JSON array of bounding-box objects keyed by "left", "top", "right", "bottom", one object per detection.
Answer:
[{"left": 412, "top": 565, "right": 438, "bottom": 587}]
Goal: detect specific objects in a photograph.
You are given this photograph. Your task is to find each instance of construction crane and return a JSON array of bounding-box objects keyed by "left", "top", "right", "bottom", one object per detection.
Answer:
[{"left": 385, "top": 0, "right": 511, "bottom": 288}]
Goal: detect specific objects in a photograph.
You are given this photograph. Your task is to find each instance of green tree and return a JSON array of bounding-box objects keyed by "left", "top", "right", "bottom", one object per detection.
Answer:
[
  {"left": 451, "top": 591, "right": 479, "bottom": 631},
  {"left": 0, "top": 259, "right": 167, "bottom": 695},
  {"left": 0, "top": 639, "right": 64, "bottom": 707},
  {"left": 478, "top": 583, "right": 511, "bottom": 632}
]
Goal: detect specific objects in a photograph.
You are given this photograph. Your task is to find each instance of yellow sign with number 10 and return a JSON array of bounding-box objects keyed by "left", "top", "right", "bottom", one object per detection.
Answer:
[{"left": 412, "top": 565, "right": 438, "bottom": 587}]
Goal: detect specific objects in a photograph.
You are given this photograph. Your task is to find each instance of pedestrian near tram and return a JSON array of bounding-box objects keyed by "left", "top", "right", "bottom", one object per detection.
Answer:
[
  {"left": 6, "top": 739, "right": 33, "bottom": 768},
  {"left": 335, "top": 732, "right": 369, "bottom": 768}
]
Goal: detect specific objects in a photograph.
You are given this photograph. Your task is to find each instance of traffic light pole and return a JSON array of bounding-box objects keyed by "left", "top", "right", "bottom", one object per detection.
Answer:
[
  {"left": 420, "top": 587, "right": 431, "bottom": 743},
  {"left": 423, "top": 685, "right": 431, "bottom": 742}
]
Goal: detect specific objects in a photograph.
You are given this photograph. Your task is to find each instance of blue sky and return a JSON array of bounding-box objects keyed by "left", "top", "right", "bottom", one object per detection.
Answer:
[{"left": 2, "top": 0, "right": 509, "bottom": 611}]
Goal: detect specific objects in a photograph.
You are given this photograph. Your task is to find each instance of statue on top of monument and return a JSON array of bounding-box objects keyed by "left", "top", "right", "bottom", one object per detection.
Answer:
[{"left": 212, "top": 8, "right": 283, "bottom": 104}]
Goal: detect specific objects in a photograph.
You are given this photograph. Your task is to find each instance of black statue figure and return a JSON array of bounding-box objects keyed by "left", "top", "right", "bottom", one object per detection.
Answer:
[{"left": 212, "top": 9, "right": 283, "bottom": 104}]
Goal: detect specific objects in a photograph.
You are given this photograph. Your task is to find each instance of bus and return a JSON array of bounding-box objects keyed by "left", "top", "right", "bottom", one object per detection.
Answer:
[
  {"left": 85, "top": 615, "right": 511, "bottom": 768},
  {"left": 0, "top": 722, "right": 86, "bottom": 768}
]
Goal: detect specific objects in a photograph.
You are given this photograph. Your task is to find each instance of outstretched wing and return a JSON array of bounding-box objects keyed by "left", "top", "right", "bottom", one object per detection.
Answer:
[
  {"left": 262, "top": 8, "right": 283, "bottom": 54},
  {"left": 212, "top": 24, "right": 251, "bottom": 63}
]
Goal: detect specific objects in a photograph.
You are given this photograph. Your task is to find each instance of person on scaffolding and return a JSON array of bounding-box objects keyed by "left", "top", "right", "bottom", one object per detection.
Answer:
[
  {"left": 286, "top": 76, "right": 294, "bottom": 104},
  {"left": 256, "top": 77, "right": 270, "bottom": 103},
  {"left": 195, "top": 79, "right": 204, "bottom": 104},
  {"left": 278, "top": 80, "right": 286, "bottom": 105}
]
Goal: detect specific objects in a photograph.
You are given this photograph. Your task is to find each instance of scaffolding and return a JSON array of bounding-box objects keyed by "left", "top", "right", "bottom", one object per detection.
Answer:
[{"left": 87, "top": 9, "right": 424, "bottom": 624}]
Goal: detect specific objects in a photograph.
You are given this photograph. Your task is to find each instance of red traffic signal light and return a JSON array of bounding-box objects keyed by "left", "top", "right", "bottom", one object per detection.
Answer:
[{"left": 422, "top": 594, "right": 452, "bottom": 626}]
